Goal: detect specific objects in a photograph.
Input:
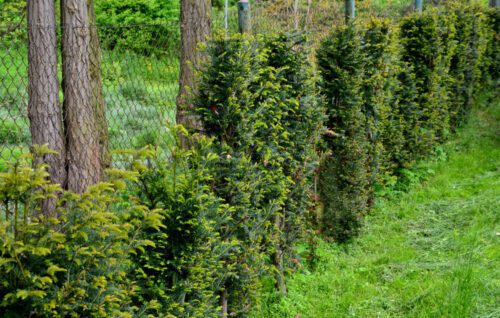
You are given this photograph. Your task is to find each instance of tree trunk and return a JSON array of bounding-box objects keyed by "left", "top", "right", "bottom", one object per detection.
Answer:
[
  {"left": 273, "top": 213, "right": 288, "bottom": 295},
  {"left": 306, "top": 0, "right": 312, "bottom": 30},
  {"left": 88, "top": 0, "right": 110, "bottom": 174},
  {"left": 415, "top": 0, "right": 423, "bottom": 12},
  {"left": 345, "top": 0, "right": 355, "bottom": 23},
  {"left": 27, "top": 0, "right": 67, "bottom": 214},
  {"left": 176, "top": 0, "right": 212, "bottom": 147},
  {"left": 61, "top": 0, "right": 101, "bottom": 193},
  {"left": 220, "top": 289, "right": 228, "bottom": 318}
]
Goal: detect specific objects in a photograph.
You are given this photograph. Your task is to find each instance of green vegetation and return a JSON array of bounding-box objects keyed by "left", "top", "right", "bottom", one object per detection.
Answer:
[
  {"left": 0, "top": 44, "right": 178, "bottom": 169},
  {"left": 251, "top": 90, "right": 499, "bottom": 318},
  {"left": 0, "top": 2, "right": 498, "bottom": 317},
  {"left": 0, "top": 145, "right": 164, "bottom": 317},
  {"left": 317, "top": 4, "right": 493, "bottom": 242}
]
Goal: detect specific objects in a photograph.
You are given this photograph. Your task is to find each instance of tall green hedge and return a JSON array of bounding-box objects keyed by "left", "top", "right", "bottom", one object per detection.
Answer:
[
  {"left": 318, "top": 4, "right": 495, "bottom": 242},
  {"left": 317, "top": 24, "right": 370, "bottom": 241},
  {"left": 194, "top": 32, "right": 323, "bottom": 312}
]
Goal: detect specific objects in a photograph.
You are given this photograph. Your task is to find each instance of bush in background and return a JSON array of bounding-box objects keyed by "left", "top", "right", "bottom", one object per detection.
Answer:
[{"left": 95, "top": 0, "right": 180, "bottom": 55}]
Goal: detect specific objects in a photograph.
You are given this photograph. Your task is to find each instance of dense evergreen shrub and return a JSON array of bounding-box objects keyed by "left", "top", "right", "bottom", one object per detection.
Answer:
[
  {"left": 361, "top": 18, "right": 401, "bottom": 198},
  {"left": 317, "top": 24, "right": 370, "bottom": 242},
  {"left": 318, "top": 5, "right": 494, "bottom": 242},
  {"left": 194, "top": 32, "right": 323, "bottom": 312},
  {"left": 485, "top": 7, "right": 500, "bottom": 85},
  {"left": 0, "top": 145, "right": 162, "bottom": 317},
  {"left": 130, "top": 129, "right": 231, "bottom": 317},
  {"left": 399, "top": 8, "right": 457, "bottom": 156}
]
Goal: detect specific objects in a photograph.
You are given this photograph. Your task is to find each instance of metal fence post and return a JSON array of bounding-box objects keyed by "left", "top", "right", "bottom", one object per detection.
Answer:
[
  {"left": 415, "top": 0, "right": 423, "bottom": 13},
  {"left": 238, "top": 0, "right": 251, "bottom": 34},
  {"left": 225, "top": 0, "right": 229, "bottom": 31},
  {"left": 345, "top": 0, "right": 355, "bottom": 23}
]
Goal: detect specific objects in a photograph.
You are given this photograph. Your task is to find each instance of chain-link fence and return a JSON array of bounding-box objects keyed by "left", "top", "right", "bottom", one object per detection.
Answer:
[
  {"left": 0, "top": 23, "right": 179, "bottom": 177},
  {"left": 0, "top": 2, "right": 412, "bottom": 177}
]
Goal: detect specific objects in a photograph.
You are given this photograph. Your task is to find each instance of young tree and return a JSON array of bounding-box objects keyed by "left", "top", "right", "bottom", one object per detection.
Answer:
[
  {"left": 176, "top": 0, "right": 212, "bottom": 146},
  {"left": 27, "top": 0, "right": 67, "bottom": 213},
  {"left": 61, "top": 0, "right": 102, "bottom": 193}
]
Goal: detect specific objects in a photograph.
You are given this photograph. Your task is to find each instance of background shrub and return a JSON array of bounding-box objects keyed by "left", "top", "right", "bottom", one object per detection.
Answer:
[{"left": 95, "top": 0, "right": 180, "bottom": 55}]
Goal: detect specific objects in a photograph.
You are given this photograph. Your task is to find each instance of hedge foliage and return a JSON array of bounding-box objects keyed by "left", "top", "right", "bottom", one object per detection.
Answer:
[
  {"left": 193, "top": 32, "right": 324, "bottom": 313},
  {"left": 317, "top": 3, "right": 495, "bottom": 242},
  {"left": 94, "top": 0, "right": 180, "bottom": 55},
  {"left": 0, "top": 145, "right": 163, "bottom": 317},
  {"left": 1, "top": 4, "right": 498, "bottom": 317}
]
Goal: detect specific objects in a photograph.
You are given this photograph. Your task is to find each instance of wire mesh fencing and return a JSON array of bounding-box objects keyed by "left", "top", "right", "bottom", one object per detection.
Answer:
[
  {"left": 0, "top": 23, "right": 179, "bottom": 180},
  {"left": 0, "top": 2, "right": 408, "bottom": 177}
]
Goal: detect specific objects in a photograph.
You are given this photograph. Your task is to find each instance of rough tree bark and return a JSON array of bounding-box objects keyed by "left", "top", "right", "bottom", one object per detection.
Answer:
[
  {"left": 88, "top": 0, "right": 110, "bottom": 173},
  {"left": 27, "top": 0, "right": 67, "bottom": 214},
  {"left": 176, "top": 0, "right": 212, "bottom": 147},
  {"left": 61, "top": 0, "right": 101, "bottom": 193}
]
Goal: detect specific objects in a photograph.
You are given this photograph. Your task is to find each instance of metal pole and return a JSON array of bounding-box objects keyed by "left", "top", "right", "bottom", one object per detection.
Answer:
[
  {"left": 345, "top": 0, "right": 355, "bottom": 23},
  {"left": 490, "top": 0, "right": 500, "bottom": 8},
  {"left": 415, "top": 0, "right": 423, "bottom": 13},
  {"left": 238, "top": 0, "right": 251, "bottom": 34},
  {"left": 225, "top": 0, "right": 229, "bottom": 31}
]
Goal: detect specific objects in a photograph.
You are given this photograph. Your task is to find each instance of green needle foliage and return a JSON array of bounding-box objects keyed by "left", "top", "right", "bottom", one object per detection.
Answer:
[
  {"left": 130, "top": 127, "right": 232, "bottom": 317},
  {"left": 317, "top": 24, "right": 370, "bottom": 242},
  {"left": 317, "top": 3, "right": 495, "bottom": 242},
  {"left": 0, "top": 4, "right": 497, "bottom": 317},
  {"left": 194, "top": 32, "right": 324, "bottom": 313},
  {"left": 0, "top": 145, "right": 163, "bottom": 317}
]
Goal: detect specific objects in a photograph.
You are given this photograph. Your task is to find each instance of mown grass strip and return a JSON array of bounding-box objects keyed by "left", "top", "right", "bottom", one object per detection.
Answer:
[{"left": 252, "top": 90, "right": 499, "bottom": 318}]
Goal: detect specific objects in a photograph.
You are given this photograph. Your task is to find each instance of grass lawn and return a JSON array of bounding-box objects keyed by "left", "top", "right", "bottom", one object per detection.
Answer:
[{"left": 252, "top": 90, "right": 499, "bottom": 318}]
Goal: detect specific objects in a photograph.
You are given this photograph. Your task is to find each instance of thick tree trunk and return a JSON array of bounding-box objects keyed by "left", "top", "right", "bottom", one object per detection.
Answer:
[
  {"left": 88, "top": 0, "right": 110, "bottom": 173},
  {"left": 61, "top": 0, "right": 101, "bottom": 193},
  {"left": 176, "top": 0, "right": 212, "bottom": 147},
  {"left": 27, "top": 0, "right": 67, "bottom": 214}
]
